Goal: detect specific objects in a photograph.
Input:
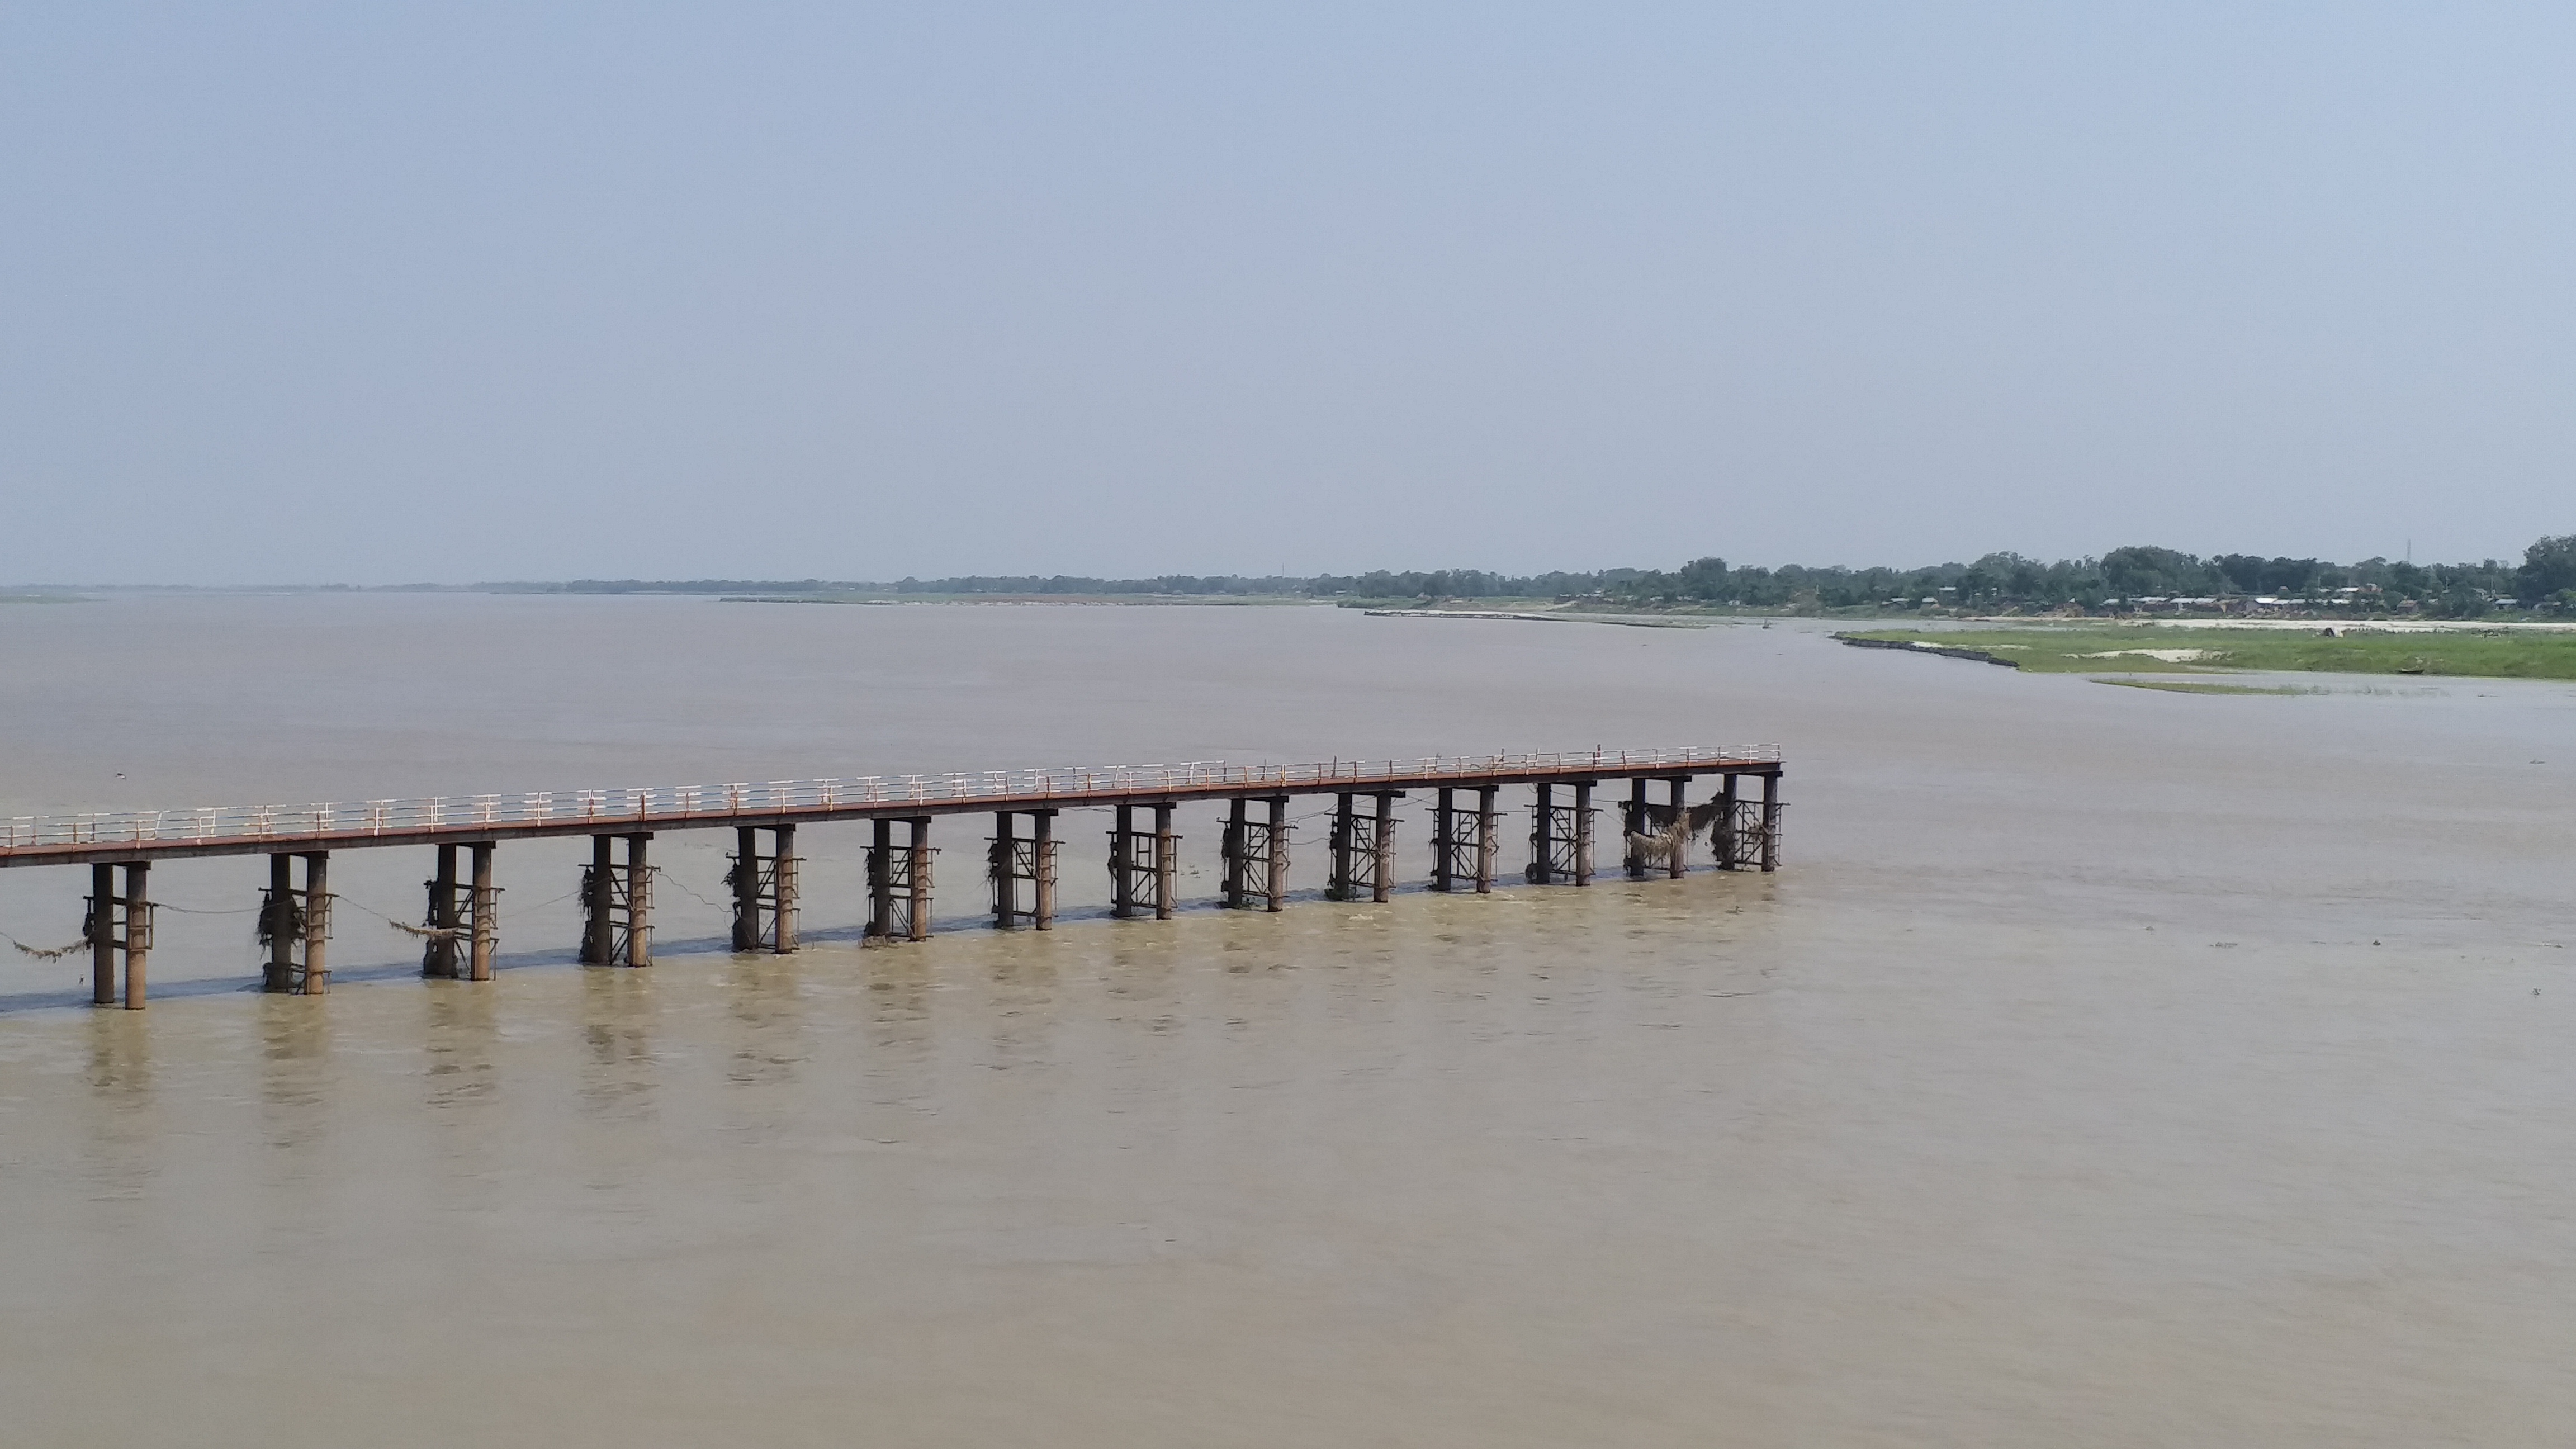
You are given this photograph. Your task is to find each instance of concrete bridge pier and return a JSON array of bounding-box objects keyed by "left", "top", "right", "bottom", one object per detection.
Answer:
[
  {"left": 580, "top": 834, "right": 652, "bottom": 967},
  {"left": 1221, "top": 796, "right": 1289, "bottom": 911},
  {"left": 424, "top": 845, "right": 461, "bottom": 978},
  {"left": 1150, "top": 803, "right": 1177, "bottom": 918},
  {"left": 1529, "top": 783, "right": 1596, "bottom": 886},
  {"left": 991, "top": 809, "right": 1057, "bottom": 930},
  {"left": 1432, "top": 788, "right": 1454, "bottom": 892},
  {"left": 1433, "top": 789, "right": 1494, "bottom": 892},
  {"left": 1329, "top": 793, "right": 1401, "bottom": 901},
  {"left": 730, "top": 825, "right": 799, "bottom": 954},
  {"left": 869, "top": 817, "right": 935, "bottom": 941},
  {"left": 1665, "top": 776, "right": 1692, "bottom": 879},
  {"left": 262, "top": 852, "right": 332, "bottom": 993},
  {"left": 1761, "top": 773, "right": 1781, "bottom": 873},
  {"left": 88, "top": 861, "right": 152, "bottom": 1008},
  {"left": 1623, "top": 779, "right": 1650, "bottom": 878},
  {"left": 467, "top": 842, "right": 496, "bottom": 979}
]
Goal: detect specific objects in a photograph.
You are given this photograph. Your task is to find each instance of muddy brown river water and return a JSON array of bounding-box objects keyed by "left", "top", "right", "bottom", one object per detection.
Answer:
[{"left": 2, "top": 594, "right": 2572, "bottom": 1445}]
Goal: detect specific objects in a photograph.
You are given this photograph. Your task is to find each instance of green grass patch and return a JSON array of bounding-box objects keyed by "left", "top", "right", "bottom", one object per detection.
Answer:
[{"left": 1838, "top": 626, "right": 2576, "bottom": 680}]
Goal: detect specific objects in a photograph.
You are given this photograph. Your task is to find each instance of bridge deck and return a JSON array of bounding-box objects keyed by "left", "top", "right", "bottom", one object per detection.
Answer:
[{"left": 2, "top": 747, "right": 1781, "bottom": 867}]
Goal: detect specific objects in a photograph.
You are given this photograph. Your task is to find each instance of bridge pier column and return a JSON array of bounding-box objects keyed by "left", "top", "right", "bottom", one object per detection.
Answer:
[
  {"left": 732, "top": 826, "right": 760, "bottom": 949},
  {"left": 264, "top": 854, "right": 293, "bottom": 991},
  {"left": 868, "top": 819, "right": 894, "bottom": 937},
  {"left": 103, "top": 862, "right": 151, "bottom": 1010},
  {"left": 1717, "top": 775, "right": 1740, "bottom": 870},
  {"left": 1221, "top": 798, "right": 1249, "bottom": 908},
  {"left": 1474, "top": 786, "right": 1497, "bottom": 893},
  {"left": 1668, "top": 776, "right": 1690, "bottom": 879},
  {"left": 1624, "top": 779, "right": 1649, "bottom": 878},
  {"left": 1432, "top": 787, "right": 1455, "bottom": 892},
  {"left": 993, "top": 811, "right": 1017, "bottom": 927},
  {"left": 1760, "top": 774, "right": 1781, "bottom": 873},
  {"left": 1370, "top": 793, "right": 1396, "bottom": 902},
  {"left": 1110, "top": 806, "right": 1137, "bottom": 918},
  {"left": 582, "top": 835, "right": 614, "bottom": 964},
  {"left": 992, "top": 810, "right": 1057, "bottom": 930},
  {"left": 581, "top": 835, "right": 651, "bottom": 966},
  {"left": 866, "top": 818, "right": 934, "bottom": 940},
  {"left": 1221, "top": 797, "right": 1288, "bottom": 910},
  {"left": 1033, "top": 811, "right": 1055, "bottom": 929},
  {"left": 1530, "top": 784, "right": 1554, "bottom": 884},
  {"left": 906, "top": 817, "right": 933, "bottom": 940},
  {"left": 730, "top": 825, "right": 798, "bottom": 953},
  {"left": 1329, "top": 794, "right": 1356, "bottom": 901},
  {"left": 1266, "top": 795, "right": 1289, "bottom": 912},
  {"left": 624, "top": 834, "right": 653, "bottom": 965},
  {"left": 424, "top": 844, "right": 461, "bottom": 978},
  {"left": 467, "top": 842, "right": 496, "bottom": 981},
  {"left": 769, "top": 825, "right": 797, "bottom": 953},
  {"left": 1152, "top": 803, "right": 1176, "bottom": 919},
  {"left": 259, "top": 853, "right": 332, "bottom": 993},
  {"left": 1573, "top": 782, "right": 1594, "bottom": 886},
  {"left": 90, "top": 863, "right": 115, "bottom": 1005}
]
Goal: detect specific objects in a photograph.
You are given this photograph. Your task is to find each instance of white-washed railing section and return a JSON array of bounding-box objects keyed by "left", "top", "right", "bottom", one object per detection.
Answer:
[{"left": 1, "top": 746, "right": 1782, "bottom": 853}]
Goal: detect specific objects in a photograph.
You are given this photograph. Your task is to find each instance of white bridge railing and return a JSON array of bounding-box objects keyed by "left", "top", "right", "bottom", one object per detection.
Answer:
[{"left": 1, "top": 746, "right": 1781, "bottom": 854}]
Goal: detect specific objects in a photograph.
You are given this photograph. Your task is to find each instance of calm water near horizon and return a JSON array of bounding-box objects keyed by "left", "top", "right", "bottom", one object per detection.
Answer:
[{"left": 3, "top": 593, "right": 2574, "bottom": 1445}]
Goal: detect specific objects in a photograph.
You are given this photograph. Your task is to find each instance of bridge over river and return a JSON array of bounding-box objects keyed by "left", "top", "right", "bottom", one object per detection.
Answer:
[{"left": 4, "top": 746, "right": 1783, "bottom": 1008}]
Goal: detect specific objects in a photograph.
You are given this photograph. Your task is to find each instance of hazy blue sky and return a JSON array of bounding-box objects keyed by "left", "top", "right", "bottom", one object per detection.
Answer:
[{"left": 5, "top": 3, "right": 2570, "bottom": 584}]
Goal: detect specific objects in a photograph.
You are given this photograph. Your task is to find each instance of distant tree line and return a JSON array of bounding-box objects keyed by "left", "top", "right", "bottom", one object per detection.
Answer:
[
  {"left": 487, "top": 534, "right": 2576, "bottom": 617},
  {"left": 1599, "top": 537, "right": 2576, "bottom": 616}
]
